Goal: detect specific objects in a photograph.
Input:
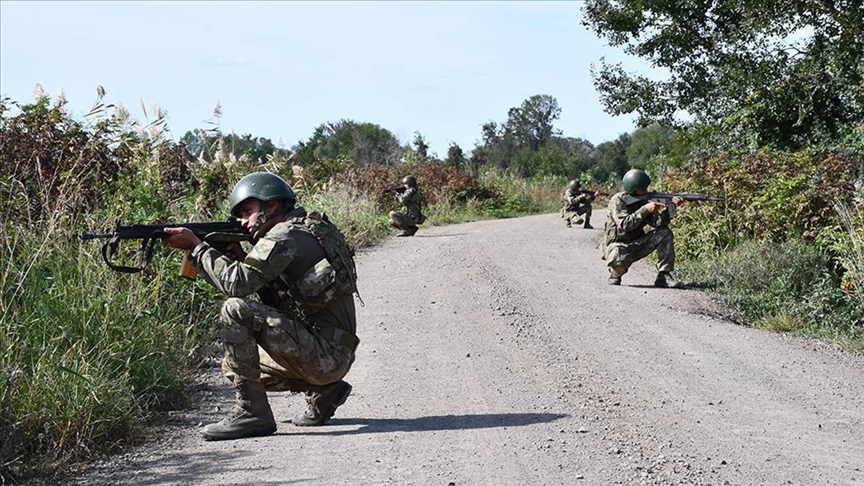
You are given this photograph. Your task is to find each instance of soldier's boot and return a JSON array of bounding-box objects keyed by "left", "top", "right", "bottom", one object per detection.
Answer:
[
  {"left": 202, "top": 381, "right": 276, "bottom": 441},
  {"left": 565, "top": 219, "right": 572, "bottom": 228},
  {"left": 608, "top": 267, "right": 623, "bottom": 285},
  {"left": 407, "top": 225, "right": 419, "bottom": 236},
  {"left": 292, "top": 380, "right": 352, "bottom": 427},
  {"left": 654, "top": 271, "right": 682, "bottom": 289},
  {"left": 583, "top": 219, "right": 593, "bottom": 229}
]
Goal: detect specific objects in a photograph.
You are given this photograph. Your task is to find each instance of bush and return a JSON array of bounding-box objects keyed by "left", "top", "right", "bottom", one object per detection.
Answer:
[{"left": 678, "top": 239, "right": 864, "bottom": 345}]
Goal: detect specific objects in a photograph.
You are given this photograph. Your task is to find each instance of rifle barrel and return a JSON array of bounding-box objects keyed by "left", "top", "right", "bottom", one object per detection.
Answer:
[{"left": 80, "top": 233, "right": 113, "bottom": 240}]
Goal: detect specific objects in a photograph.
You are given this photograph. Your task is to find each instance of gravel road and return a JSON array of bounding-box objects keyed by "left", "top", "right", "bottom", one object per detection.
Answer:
[{"left": 69, "top": 213, "right": 864, "bottom": 486}]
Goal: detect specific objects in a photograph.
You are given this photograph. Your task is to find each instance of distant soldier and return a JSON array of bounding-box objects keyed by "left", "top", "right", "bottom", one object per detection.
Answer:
[
  {"left": 602, "top": 169, "right": 685, "bottom": 288},
  {"left": 387, "top": 175, "right": 425, "bottom": 237},
  {"left": 561, "top": 180, "right": 598, "bottom": 229}
]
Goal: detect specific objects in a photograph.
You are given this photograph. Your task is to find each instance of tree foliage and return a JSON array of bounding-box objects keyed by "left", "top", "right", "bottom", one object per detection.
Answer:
[
  {"left": 293, "top": 119, "right": 403, "bottom": 166},
  {"left": 583, "top": 0, "right": 864, "bottom": 150}
]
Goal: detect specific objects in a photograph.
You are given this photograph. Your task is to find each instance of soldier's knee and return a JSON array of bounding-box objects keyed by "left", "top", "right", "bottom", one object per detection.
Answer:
[
  {"left": 655, "top": 226, "right": 673, "bottom": 241},
  {"left": 221, "top": 297, "right": 252, "bottom": 324}
]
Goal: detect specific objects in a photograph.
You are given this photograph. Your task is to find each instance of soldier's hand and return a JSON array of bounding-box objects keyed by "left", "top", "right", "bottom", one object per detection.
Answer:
[
  {"left": 594, "top": 190, "right": 601, "bottom": 197},
  {"left": 224, "top": 241, "right": 247, "bottom": 262},
  {"left": 645, "top": 201, "right": 665, "bottom": 213},
  {"left": 161, "top": 227, "right": 202, "bottom": 250},
  {"left": 672, "top": 196, "right": 685, "bottom": 207}
]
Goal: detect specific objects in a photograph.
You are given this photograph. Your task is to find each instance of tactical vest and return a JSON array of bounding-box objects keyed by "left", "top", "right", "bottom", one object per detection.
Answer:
[{"left": 276, "top": 211, "right": 359, "bottom": 319}]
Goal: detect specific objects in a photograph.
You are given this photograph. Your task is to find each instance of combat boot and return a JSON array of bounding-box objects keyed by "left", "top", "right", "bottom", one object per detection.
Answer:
[
  {"left": 608, "top": 276, "right": 621, "bottom": 285},
  {"left": 201, "top": 381, "right": 276, "bottom": 441},
  {"left": 583, "top": 221, "right": 593, "bottom": 229},
  {"left": 566, "top": 220, "right": 572, "bottom": 228},
  {"left": 654, "top": 272, "right": 682, "bottom": 289},
  {"left": 292, "top": 380, "right": 352, "bottom": 427}
]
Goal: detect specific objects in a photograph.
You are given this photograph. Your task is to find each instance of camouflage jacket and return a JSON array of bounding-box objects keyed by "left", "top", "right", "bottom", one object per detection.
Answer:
[
  {"left": 603, "top": 192, "right": 670, "bottom": 247},
  {"left": 563, "top": 187, "right": 593, "bottom": 209},
  {"left": 397, "top": 187, "right": 423, "bottom": 223},
  {"left": 190, "top": 207, "right": 356, "bottom": 332}
]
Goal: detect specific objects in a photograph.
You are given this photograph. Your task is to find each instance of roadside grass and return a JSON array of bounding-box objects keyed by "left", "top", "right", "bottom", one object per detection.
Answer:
[
  {"left": 677, "top": 236, "right": 864, "bottom": 350},
  {"left": 1, "top": 210, "right": 225, "bottom": 483}
]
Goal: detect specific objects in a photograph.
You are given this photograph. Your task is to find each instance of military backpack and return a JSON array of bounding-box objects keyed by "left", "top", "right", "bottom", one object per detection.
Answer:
[{"left": 280, "top": 211, "right": 360, "bottom": 317}]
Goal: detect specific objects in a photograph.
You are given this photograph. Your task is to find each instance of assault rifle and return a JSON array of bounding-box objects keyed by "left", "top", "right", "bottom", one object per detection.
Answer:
[
  {"left": 81, "top": 220, "right": 252, "bottom": 279},
  {"left": 382, "top": 186, "right": 406, "bottom": 194},
  {"left": 622, "top": 192, "right": 724, "bottom": 218}
]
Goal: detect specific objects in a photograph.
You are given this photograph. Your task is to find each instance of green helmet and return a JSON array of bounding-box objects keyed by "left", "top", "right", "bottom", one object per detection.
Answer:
[
  {"left": 402, "top": 175, "right": 417, "bottom": 188},
  {"left": 229, "top": 172, "right": 296, "bottom": 217},
  {"left": 622, "top": 169, "right": 651, "bottom": 194},
  {"left": 568, "top": 180, "right": 581, "bottom": 189}
]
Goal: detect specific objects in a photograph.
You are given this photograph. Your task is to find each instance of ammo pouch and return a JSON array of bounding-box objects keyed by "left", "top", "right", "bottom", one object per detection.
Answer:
[
  {"left": 295, "top": 258, "right": 336, "bottom": 298},
  {"left": 315, "top": 325, "right": 360, "bottom": 352}
]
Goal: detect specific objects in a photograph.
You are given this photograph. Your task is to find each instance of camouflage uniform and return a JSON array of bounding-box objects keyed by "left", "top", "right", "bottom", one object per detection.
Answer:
[
  {"left": 561, "top": 187, "right": 594, "bottom": 227},
  {"left": 602, "top": 192, "right": 675, "bottom": 277},
  {"left": 191, "top": 206, "right": 357, "bottom": 394},
  {"left": 389, "top": 187, "right": 423, "bottom": 233}
]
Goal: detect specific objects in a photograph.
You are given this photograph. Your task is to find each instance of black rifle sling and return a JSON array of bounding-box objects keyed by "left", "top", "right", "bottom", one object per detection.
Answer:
[{"left": 101, "top": 235, "right": 157, "bottom": 273}]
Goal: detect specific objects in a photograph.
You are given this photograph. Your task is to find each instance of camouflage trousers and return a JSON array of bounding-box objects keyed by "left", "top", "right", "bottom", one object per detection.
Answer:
[
  {"left": 219, "top": 297, "right": 354, "bottom": 391},
  {"left": 389, "top": 211, "right": 418, "bottom": 231},
  {"left": 604, "top": 226, "right": 675, "bottom": 277},
  {"left": 562, "top": 204, "right": 592, "bottom": 224}
]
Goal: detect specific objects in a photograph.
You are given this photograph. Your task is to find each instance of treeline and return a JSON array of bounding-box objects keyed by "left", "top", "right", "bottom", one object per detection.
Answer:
[{"left": 176, "top": 94, "right": 663, "bottom": 187}]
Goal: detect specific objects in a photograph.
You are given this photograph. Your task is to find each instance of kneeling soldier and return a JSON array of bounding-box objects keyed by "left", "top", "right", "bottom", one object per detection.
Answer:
[
  {"left": 602, "top": 169, "right": 685, "bottom": 288},
  {"left": 163, "top": 172, "right": 360, "bottom": 440}
]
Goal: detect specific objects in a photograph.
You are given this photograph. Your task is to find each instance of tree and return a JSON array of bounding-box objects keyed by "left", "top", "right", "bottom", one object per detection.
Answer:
[
  {"left": 293, "top": 119, "right": 403, "bottom": 166},
  {"left": 413, "top": 131, "right": 430, "bottom": 161},
  {"left": 445, "top": 143, "right": 466, "bottom": 170},
  {"left": 473, "top": 95, "right": 563, "bottom": 171},
  {"left": 583, "top": 0, "right": 864, "bottom": 150},
  {"left": 505, "top": 95, "right": 562, "bottom": 151},
  {"left": 591, "top": 133, "right": 632, "bottom": 182},
  {"left": 626, "top": 123, "right": 674, "bottom": 168}
]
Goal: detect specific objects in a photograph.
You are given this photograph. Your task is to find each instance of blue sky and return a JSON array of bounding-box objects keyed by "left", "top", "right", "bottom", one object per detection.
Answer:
[{"left": 1, "top": 1, "right": 651, "bottom": 157}]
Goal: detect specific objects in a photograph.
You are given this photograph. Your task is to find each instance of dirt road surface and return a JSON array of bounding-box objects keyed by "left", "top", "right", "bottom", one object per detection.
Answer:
[{"left": 69, "top": 213, "right": 864, "bottom": 486}]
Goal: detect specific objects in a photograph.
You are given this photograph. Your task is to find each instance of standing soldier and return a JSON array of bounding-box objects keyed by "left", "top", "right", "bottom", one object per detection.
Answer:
[
  {"left": 602, "top": 169, "right": 685, "bottom": 288},
  {"left": 561, "top": 180, "right": 598, "bottom": 229},
  {"left": 162, "top": 172, "right": 359, "bottom": 441},
  {"left": 388, "top": 175, "right": 425, "bottom": 237}
]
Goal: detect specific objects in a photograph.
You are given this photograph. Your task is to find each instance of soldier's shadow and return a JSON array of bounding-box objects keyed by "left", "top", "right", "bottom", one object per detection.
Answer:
[
  {"left": 412, "top": 232, "right": 469, "bottom": 238},
  {"left": 279, "top": 412, "right": 567, "bottom": 436},
  {"left": 626, "top": 284, "right": 691, "bottom": 290}
]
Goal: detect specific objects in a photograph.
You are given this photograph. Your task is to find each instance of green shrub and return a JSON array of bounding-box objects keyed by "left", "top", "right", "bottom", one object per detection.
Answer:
[
  {"left": 678, "top": 239, "right": 864, "bottom": 345},
  {"left": 663, "top": 149, "right": 860, "bottom": 259}
]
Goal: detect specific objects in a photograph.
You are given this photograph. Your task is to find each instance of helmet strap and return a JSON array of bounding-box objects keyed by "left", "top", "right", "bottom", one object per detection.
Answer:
[{"left": 249, "top": 200, "right": 289, "bottom": 239}]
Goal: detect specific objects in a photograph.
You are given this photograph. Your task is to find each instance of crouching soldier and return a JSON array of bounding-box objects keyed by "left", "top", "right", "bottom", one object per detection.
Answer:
[
  {"left": 602, "top": 169, "right": 685, "bottom": 288},
  {"left": 162, "top": 172, "right": 360, "bottom": 441},
  {"left": 388, "top": 175, "right": 425, "bottom": 237},
  {"left": 561, "top": 180, "right": 598, "bottom": 229}
]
